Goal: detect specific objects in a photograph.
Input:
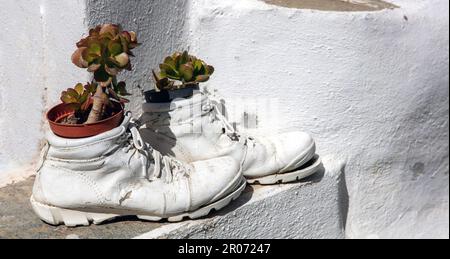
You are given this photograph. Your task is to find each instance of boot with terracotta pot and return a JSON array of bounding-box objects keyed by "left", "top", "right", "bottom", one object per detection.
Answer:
[{"left": 31, "top": 113, "right": 246, "bottom": 226}]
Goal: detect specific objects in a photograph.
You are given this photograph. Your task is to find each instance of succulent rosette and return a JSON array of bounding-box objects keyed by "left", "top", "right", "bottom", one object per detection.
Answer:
[
  {"left": 153, "top": 51, "right": 215, "bottom": 91},
  {"left": 71, "top": 24, "right": 139, "bottom": 86}
]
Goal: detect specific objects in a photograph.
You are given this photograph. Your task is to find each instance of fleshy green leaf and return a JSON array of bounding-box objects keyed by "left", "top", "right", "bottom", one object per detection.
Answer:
[
  {"left": 61, "top": 92, "right": 77, "bottom": 104},
  {"left": 194, "top": 59, "right": 203, "bottom": 73},
  {"left": 81, "top": 47, "right": 97, "bottom": 63},
  {"left": 79, "top": 91, "right": 89, "bottom": 105},
  {"left": 160, "top": 63, "right": 179, "bottom": 78},
  {"left": 66, "top": 88, "right": 79, "bottom": 98},
  {"left": 108, "top": 41, "right": 123, "bottom": 56},
  {"left": 164, "top": 56, "right": 176, "bottom": 69},
  {"left": 119, "top": 35, "right": 129, "bottom": 53},
  {"left": 180, "top": 63, "right": 194, "bottom": 82},
  {"left": 173, "top": 52, "right": 182, "bottom": 69},
  {"left": 85, "top": 82, "right": 97, "bottom": 94},
  {"left": 180, "top": 51, "right": 189, "bottom": 65},
  {"left": 88, "top": 42, "right": 102, "bottom": 56},
  {"left": 74, "top": 83, "right": 84, "bottom": 95}
]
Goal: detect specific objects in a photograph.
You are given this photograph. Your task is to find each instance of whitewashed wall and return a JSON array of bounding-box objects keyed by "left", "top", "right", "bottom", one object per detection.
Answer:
[
  {"left": 0, "top": 0, "right": 188, "bottom": 186},
  {"left": 85, "top": 0, "right": 190, "bottom": 114},
  {"left": 0, "top": 0, "right": 448, "bottom": 239},
  {"left": 0, "top": 0, "right": 88, "bottom": 186},
  {"left": 186, "top": 0, "right": 449, "bottom": 238}
]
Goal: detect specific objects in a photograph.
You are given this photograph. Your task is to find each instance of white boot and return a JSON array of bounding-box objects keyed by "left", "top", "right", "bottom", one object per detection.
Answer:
[
  {"left": 31, "top": 113, "right": 245, "bottom": 227},
  {"left": 141, "top": 91, "right": 321, "bottom": 185}
]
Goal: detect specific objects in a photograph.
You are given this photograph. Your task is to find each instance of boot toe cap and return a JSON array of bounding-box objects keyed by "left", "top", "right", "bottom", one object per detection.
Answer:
[
  {"left": 272, "top": 131, "right": 316, "bottom": 172},
  {"left": 189, "top": 156, "right": 242, "bottom": 209}
]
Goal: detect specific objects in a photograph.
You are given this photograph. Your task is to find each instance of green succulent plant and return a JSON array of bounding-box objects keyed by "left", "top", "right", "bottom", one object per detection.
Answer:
[
  {"left": 67, "top": 24, "right": 139, "bottom": 124},
  {"left": 60, "top": 82, "right": 97, "bottom": 123},
  {"left": 110, "top": 79, "right": 132, "bottom": 103},
  {"left": 71, "top": 24, "right": 139, "bottom": 86},
  {"left": 153, "top": 51, "right": 215, "bottom": 91}
]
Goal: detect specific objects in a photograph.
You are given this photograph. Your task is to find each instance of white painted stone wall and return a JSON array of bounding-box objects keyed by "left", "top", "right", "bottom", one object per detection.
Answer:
[
  {"left": 0, "top": 0, "right": 448, "bottom": 239},
  {"left": 186, "top": 0, "right": 449, "bottom": 238},
  {"left": 85, "top": 0, "right": 190, "bottom": 114},
  {"left": 0, "top": 0, "right": 188, "bottom": 186},
  {"left": 0, "top": 0, "right": 88, "bottom": 186}
]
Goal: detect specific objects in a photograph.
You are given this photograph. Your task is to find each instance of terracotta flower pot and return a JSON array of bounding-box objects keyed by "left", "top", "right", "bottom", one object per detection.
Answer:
[{"left": 47, "top": 101, "right": 124, "bottom": 139}]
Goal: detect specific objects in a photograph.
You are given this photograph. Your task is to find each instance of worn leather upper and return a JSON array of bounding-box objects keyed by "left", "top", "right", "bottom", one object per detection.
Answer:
[
  {"left": 33, "top": 114, "right": 242, "bottom": 217},
  {"left": 141, "top": 91, "right": 316, "bottom": 179}
]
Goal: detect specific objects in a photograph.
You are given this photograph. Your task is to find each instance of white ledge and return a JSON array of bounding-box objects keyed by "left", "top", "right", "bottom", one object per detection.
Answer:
[{"left": 136, "top": 155, "right": 347, "bottom": 239}]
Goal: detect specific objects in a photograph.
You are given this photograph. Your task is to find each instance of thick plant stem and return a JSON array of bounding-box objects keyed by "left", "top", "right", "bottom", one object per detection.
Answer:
[{"left": 85, "top": 85, "right": 108, "bottom": 124}]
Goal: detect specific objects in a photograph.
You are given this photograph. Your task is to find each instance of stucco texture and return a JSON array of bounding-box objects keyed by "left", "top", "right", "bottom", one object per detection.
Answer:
[
  {"left": 0, "top": 0, "right": 448, "bottom": 239},
  {"left": 0, "top": 0, "right": 88, "bottom": 185},
  {"left": 86, "top": 0, "right": 189, "bottom": 116},
  {"left": 187, "top": 0, "right": 449, "bottom": 238}
]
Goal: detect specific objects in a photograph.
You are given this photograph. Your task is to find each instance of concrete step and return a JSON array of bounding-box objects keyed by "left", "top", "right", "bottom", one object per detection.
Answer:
[
  {"left": 0, "top": 156, "right": 347, "bottom": 239},
  {"left": 136, "top": 156, "right": 348, "bottom": 239},
  {"left": 0, "top": 177, "right": 163, "bottom": 239}
]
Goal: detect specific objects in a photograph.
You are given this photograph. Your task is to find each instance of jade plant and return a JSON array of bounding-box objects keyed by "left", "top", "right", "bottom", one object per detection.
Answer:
[
  {"left": 152, "top": 51, "right": 214, "bottom": 91},
  {"left": 62, "top": 24, "right": 138, "bottom": 124},
  {"left": 59, "top": 82, "right": 97, "bottom": 124}
]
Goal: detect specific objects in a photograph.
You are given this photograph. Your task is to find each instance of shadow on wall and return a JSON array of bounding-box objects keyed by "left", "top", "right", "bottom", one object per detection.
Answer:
[
  {"left": 337, "top": 167, "right": 349, "bottom": 232},
  {"left": 86, "top": 0, "right": 190, "bottom": 114}
]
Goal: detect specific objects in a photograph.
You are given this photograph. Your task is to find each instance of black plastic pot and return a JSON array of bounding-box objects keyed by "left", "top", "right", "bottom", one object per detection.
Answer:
[{"left": 145, "top": 86, "right": 199, "bottom": 103}]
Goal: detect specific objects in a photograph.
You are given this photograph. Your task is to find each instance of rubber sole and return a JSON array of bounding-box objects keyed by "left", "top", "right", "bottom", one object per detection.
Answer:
[
  {"left": 246, "top": 155, "right": 322, "bottom": 185},
  {"left": 30, "top": 178, "right": 247, "bottom": 227}
]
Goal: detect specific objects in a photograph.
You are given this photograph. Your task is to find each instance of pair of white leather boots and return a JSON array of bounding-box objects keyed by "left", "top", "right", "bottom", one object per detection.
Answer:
[{"left": 31, "top": 90, "right": 321, "bottom": 226}]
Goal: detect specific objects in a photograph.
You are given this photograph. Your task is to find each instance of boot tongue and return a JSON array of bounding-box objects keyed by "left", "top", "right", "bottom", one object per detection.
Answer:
[{"left": 144, "top": 86, "right": 199, "bottom": 103}]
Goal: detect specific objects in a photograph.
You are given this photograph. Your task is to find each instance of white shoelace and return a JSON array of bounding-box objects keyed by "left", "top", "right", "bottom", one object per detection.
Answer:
[
  {"left": 119, "top": 116, "right": 189, "bottom": 183},
  {"left": 203, "top": 92, "right": 253, "bottom": 145},
  {"left": 202, "top": 100, "right": 239, "bottom": 141}
]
